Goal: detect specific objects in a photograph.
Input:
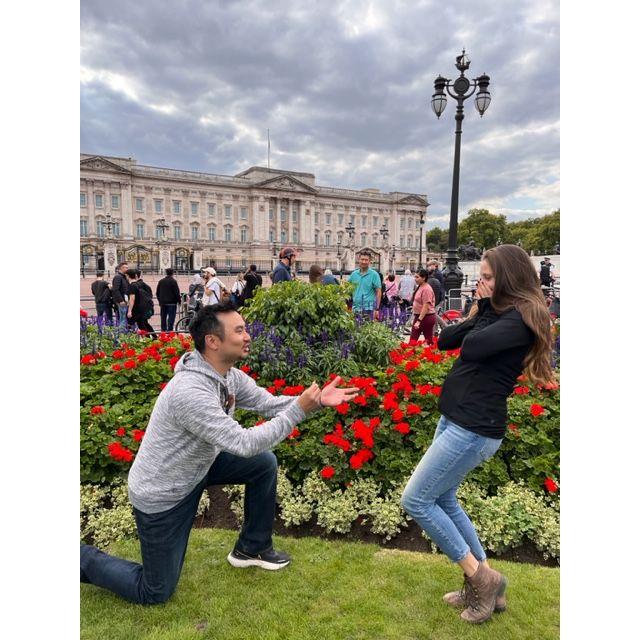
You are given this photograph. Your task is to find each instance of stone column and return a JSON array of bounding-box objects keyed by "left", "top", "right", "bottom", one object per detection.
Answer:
[
  {"left": 121, "top": 181, "right": 133, "bottom": 239},
  {"left": 86, "top": 180, "right": 95, "bottom": 234},
  {"left": 288, "top": 198, "right": 293, "bottom": 244},
  {"left": 380, "top": 247, "right": 390, "bottom": 274},
  {"left": 159, "top": 244, "right": 171, "bottom": 273},
  {"left": 103, "top": 241, "right": 118, "bottom": 278},
  {"left": 302, "top": 199, "right": 312, "bottom": 244},
  {"left": 193, "top": 249, "right": 203, "bottom": 271},
  {"left": 275, "top": 197, "right": 281, "bottom": 247}
]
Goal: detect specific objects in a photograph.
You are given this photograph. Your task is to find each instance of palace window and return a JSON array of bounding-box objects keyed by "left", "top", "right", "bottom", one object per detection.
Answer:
[
  {"left": 350, "top": 215, "right": 355, "bottom": 224},
  {"left": 173, "top": 201, "right": 181, "bottom": 214},
  {"left": 400, "top": 236, "right": 405, "bottom": 248},
  {"left": 80, "top": 219, "right": 88, "bottom": 236},
  {"left": 314, "top": 212, "right": 319, "bottom": 224},
  {"left": 400, "top": 218, "right": 405, "bottom": 230},
  {"left": 174, "top": 224, "right": 181, "bottom": 240},
  {"left": 269, "top": 207, "right": 274, "bottom": 221},
  {"left": 225, "top": 205, "right": 232, "bottom": 219},
  {"left": 325, "top": 213, "right": 331, "bottom": 225},
  {"left": 225, "top": 228, "right": 232, "bottom": 242},
  {"left": 360, "top": 233, "right": 366, "bottom": 246},
  {"left": 292, "top": 209, "right": 298, "bottom": 222},
  {"left": 325, "top": 231, "right": 331, "bottom": 247},
  {"left": 95, "top": 194, "right": 103, "bottom": 208},
  {"left": 373, "top": 216, "right": 378, "bottom": 227},
  {"left": 153, "top": 199, "right": 162, "bottom": 213},
  {"left": 372, "top": 234, "right": 378, "bottom": 247},
  {"left": 280, "top": 208, "right": 287, "bottom": 222},
  {"left": 280, "top": 230, "right": 287, "bottom": 243},
  {"left": 314, "top": 231, "right": 319, "bottom": 246},
  {"left": 80, "top": 192, "right": 86, "bottom": 207},
  {"left": 408, "top": 218, "right": 413, "bottom": 229},
  {"left": 113, "top": 222, "right": 121, "bottom": 237},
  {"left": 338, "top": 213, "right": 344, "bottom": 225},
  {"left": 135, "top": 198, "right": 143, "bottom": 211},
  {"left": 208, "top": 203, "right": 215, "bottom": 216},
  {"left": 191, "top": 202, "right": 198, "bottom": 216},
  {"left": 269, "top": 229, "right": 274, "bottom": 242},
  {"left": 136, "top": 223, "right": 145, "bottom": 239},
  {"left": 240, "top": 228, "right": 248, "bottom": 243},
  {"left": 208, "top": 226, "right": 216, "bottom": 241},
  {"left": 191, "top": 225, "right": 199, "bottom": 240},
  {"left": 292, "top": 229, "right": 298, "bottom": 243},
  {"left": 240, "top": 207, "right": 248, "bottom": 220},
  {"left": 96, "top": 221, "right": 105, "bottom": 237},
  {"left": 361, "top": 216, "right": 367, "bottom": 227},
  {"left": 111, "top": 195, "right": 120, "bottom": 209}
]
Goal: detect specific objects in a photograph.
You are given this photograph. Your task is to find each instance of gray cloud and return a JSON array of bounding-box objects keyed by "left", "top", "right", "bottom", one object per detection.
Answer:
[{"left": 81, "top": 0, "right": 559, "bottom": 228}]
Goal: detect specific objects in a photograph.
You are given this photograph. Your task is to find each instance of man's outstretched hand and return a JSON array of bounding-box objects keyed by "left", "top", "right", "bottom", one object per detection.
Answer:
[{"left": 318, "top": 376, "right": 359, "bottom": 408}]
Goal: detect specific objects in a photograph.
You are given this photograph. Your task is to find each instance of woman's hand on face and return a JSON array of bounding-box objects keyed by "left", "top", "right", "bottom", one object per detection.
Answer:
[{"left": 476, "top": 280, "right": 492, "bottom": 299}]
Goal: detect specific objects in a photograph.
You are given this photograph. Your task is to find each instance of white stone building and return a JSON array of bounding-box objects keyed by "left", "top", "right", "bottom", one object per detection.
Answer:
[{"left": 80, "top": 154, "right": 429, "bottom": 276}]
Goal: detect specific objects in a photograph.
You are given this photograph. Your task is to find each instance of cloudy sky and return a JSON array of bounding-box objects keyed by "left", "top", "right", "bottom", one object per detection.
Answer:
[{"left": 80, "top": 0, "right": 559, "bottom": 229}]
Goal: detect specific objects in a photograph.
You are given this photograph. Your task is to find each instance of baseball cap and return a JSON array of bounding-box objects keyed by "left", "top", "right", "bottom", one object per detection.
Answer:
[{"left": 202, "top": 267, "right": 217, "bottom": 276}]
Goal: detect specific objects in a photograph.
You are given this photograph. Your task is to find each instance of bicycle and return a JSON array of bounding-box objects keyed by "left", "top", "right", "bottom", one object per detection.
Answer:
[{"left": 174, "top": 293, "right": 203, "bottom": 332}]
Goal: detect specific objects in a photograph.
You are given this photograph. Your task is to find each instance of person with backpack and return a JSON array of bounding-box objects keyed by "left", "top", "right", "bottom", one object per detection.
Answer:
[
  {"left": 240, "top": 265, "right": 263, "bottom": 306},
  {"left": 112, "top": 262, "right": 130, "bottom": 329},
  {"left": 539, "top": 258, "right": 555, "bottom": 287},
  {"left": 230, "top": 273, "right": 246, "bottom": 308},
  {"left": 156, "top": 268, "right": 181, "bottom": 332},
  {"left": 125, "top": 269, "right": 155, "bottom": 335},
  {"left": 188, "top": 273, "right": 205, "bottom": 311},
  {"left": 91, "top": 271, "right": 113, "bottom": 328},
  {"left": 202, "top": 267, "right": 229, "bottom": 306}
]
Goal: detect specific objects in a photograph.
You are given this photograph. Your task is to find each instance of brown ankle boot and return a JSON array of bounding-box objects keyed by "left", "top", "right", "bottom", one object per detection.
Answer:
[
  {"left": 443, "top": 577, "right": 507, "bottom": 612},
  {"left": 460, "top": 563, "right": 508, "bottom": 624}
]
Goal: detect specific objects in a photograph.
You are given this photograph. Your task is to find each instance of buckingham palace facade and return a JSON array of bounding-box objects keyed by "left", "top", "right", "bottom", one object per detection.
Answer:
[{"left": 80, "top": 154, "right": 429, "bottom": 275}]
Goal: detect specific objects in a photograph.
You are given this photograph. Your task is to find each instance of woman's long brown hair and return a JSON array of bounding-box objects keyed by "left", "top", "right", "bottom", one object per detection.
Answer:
[{"left": 467, "top": 244, "right": 555, "bottom": 385}]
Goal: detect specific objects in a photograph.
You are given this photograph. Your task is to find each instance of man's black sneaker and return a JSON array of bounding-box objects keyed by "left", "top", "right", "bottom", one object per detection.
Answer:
[{"left": 227, "top": 547, "right": 291, "bottom": 571}]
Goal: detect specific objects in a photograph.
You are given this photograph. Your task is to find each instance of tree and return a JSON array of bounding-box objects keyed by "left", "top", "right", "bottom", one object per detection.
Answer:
[
  {"left": 504, "top": 210, "right": 560, "bottom": 255},
  {"left": 425, "top": 227, "right": 448, "bottom": 252},
  {"left": 457, "top": 209, "right": 508, "bottom": 251}
]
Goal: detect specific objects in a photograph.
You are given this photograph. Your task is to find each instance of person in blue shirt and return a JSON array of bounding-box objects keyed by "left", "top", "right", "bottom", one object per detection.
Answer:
[
  {"left": 348, "top": 251, "right": 381, "bottom": 319},
  {"left": 271, "top": 247, "right": 296, "bottom": 284},
  {"left": 321, "top": 268, "right": 340, "bottom": 285}
]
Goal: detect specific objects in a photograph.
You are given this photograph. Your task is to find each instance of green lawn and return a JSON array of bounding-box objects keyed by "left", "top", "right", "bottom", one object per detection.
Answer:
[{"left": 81, "top": 529, "right": 559, "bottom": 640}]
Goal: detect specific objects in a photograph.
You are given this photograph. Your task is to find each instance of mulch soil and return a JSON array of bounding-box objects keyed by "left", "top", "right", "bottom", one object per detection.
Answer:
[{"left": 192, "top": 485, "right": 559, "bottom": 568}]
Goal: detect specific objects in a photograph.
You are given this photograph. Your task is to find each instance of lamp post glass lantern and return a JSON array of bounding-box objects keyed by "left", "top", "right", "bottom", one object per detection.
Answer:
[{"left": 431, "top": 49, "right": 491, "bottom": 293}]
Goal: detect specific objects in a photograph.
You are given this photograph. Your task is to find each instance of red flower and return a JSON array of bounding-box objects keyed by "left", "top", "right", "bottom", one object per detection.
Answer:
[
  {"left": 124, "top": 359, "right": 136, "bottom": 370},
  {"left": 431, "top": 386, "right": 442, "bottom": 396},
  {"left": 266, "top": 386, "right": 276, "bottom": 394},
  {"left": 80, "top": 354, "right": 95, "bottom": 365},
  {"left": 165, "top": 347, "right": 177, "bottom": 357},
  {"left": 255, "top": 419, "right": 266, "bottom": 426},
  {"left": 369, "top": 417, "right": 381, "bottom": 429},
  {"left": 90, "top": 406, "right": 106, "bottom": 415},
  {"left": 321, "top": 466, "right": 335, "bottom": 479},
  {"left": 530, "top": 403, "right": 545, "bottom": 417},
  {"left": 391, "top": 409, "right": 405, "bottom": 423},
  {"left": 382, "top": 392, "right": 399, "bottom": 411},
  {"left": 282, "top": 385, "right": 305, "bottom": 396},
  {"left": 137, "top": 354, "right": 149, "bottom": 364},
  {"left": 107, "top": 442, "right": 134, "bottom": 463},
  {"left": 385, "top": 367, "right": 395, "bottom": 375},
  {"left": 352, "top": 395, "right": 367, "bottom": 407},
  {"left": 406, "top": 403, "right": 422, "bottom": 416},
  {"left": 116, "top": 427, "right": 126, "bottom": 437},
  {"left": 394, "top": 422, "right": 410, "bottom": 435},
  {"left": 132, "top": 429, "right": 145, "bottom": 442},
  {"left": 80, "top": 308, "right": 88, "bottom": 318},
  {"left": 159, "top": 382, "right": 168, "bottom": 390},
  {"left": 514, "top": 386, "right": 530, "bottom": 395},
  {"left": 112, "top": 349, "right": 125, "bottom": 359},
  {"left": 335, "top": 402, "right": 350, "bottom": 415},
  {"left": 349, "top": 449, "right": 374, "bottom": 470},
  {"left": 169, "top": 356, "right": 179, "bottom": 370},
  {"left": 95, "top": 351, "right": 106, "bottom": 359},
  {"left": 288, "top": 428, "right": 301, "bottom": 439},
  {"left": 404, "top": 359, "right": 420, "bottom": 372},
  {"left": 111, "top": 364, "right": 122, "bottom": 372},
  {"left": 544, "top": 477, "right": 559, "bottom": 493},
  {"left": 240, "top": 364, "right": 251, "bottom": 373},
  {"left": 250, "top": 373, "right": 259, "bottom": 380},
  {"left": 543, "top": 381, "right": 560, "bottom": 391},
  {"left": 417, "top": 384, "right": 433, "bottom": 396},
  {"left": 125, "top": 349, "right": 136, "bottom": 357},
  {"left": 352, "top": 419, "right": 374, "bottom": 449},
  {"left": 273, "top": 378, "right": 286, "bottom": 389},
  {"left": 507, "top": 423, "right": 520, "bottom": 437}
]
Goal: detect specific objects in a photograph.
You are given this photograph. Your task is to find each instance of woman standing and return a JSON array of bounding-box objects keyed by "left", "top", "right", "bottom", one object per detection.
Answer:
[
  {"left": 400, "top": 245, "right": 554, "bottom": 624},
  {"left": 230, "top": 273, "right": 246, "bottom": 307},
  {"left": 409, "top": 269, "right": 436, "bottom": 344}
]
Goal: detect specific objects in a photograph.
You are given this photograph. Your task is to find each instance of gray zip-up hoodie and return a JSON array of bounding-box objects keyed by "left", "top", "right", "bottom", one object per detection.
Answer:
[{"left": 127, "top": 350, "right": 307, "bottom": 513}]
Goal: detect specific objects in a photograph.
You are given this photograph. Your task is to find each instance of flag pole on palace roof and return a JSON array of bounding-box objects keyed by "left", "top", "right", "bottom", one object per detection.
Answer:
[{"left": 267, "top": 129, "right": 270, "bottom": 170}]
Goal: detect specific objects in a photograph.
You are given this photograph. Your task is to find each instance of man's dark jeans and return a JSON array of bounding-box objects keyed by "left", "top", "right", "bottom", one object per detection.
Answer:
[
  {"left": 160, "top": 304, "right": 177, "bottom": 332},
  {"left": 96, "top": 303, "right": 113, "bottom": 328},
  {"left": 80, "top": 451, "right": 279, "bottom": 604}
]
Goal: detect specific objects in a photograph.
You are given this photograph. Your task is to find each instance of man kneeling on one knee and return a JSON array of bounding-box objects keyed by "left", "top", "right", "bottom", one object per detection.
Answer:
[{"left": 80, "top": 301, "right": 358, "bottom": 605}]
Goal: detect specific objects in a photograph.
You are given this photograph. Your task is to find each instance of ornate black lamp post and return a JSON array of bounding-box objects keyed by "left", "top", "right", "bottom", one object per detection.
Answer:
[
  {"left": 104, "top": 211, "right": 114, "bottom": 239},
  {"left": 431, "top": 49, "right": 491, "bottom": 292},
  {"left": 379, "top": 224, "right": 389, "bottom": 273}
]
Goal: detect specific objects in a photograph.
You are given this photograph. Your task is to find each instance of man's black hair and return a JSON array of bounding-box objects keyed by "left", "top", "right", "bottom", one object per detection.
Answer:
[
  {"left": 249, "top": 264, "right": 257, "bottom": 271},
  {"left": 96, "top": 271, "right": 104, "bottom": 277},
  {"left": 117, "top": 261, "right": 128, "bottom": 270},
  {"left": 125, "top": 268, "right": 138, "bottom": 279},
  {"left": 189, "top": 300, "right": 238, "bottom": 353},
  {"left": 165, "top": 268, "right": 174, "bottom": 276},
  {"left": 135, "top": 268, "right": 142, "bottom": 278},
  {"left": 359, "top": 250, "right": 372, "bottom": 258}
]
